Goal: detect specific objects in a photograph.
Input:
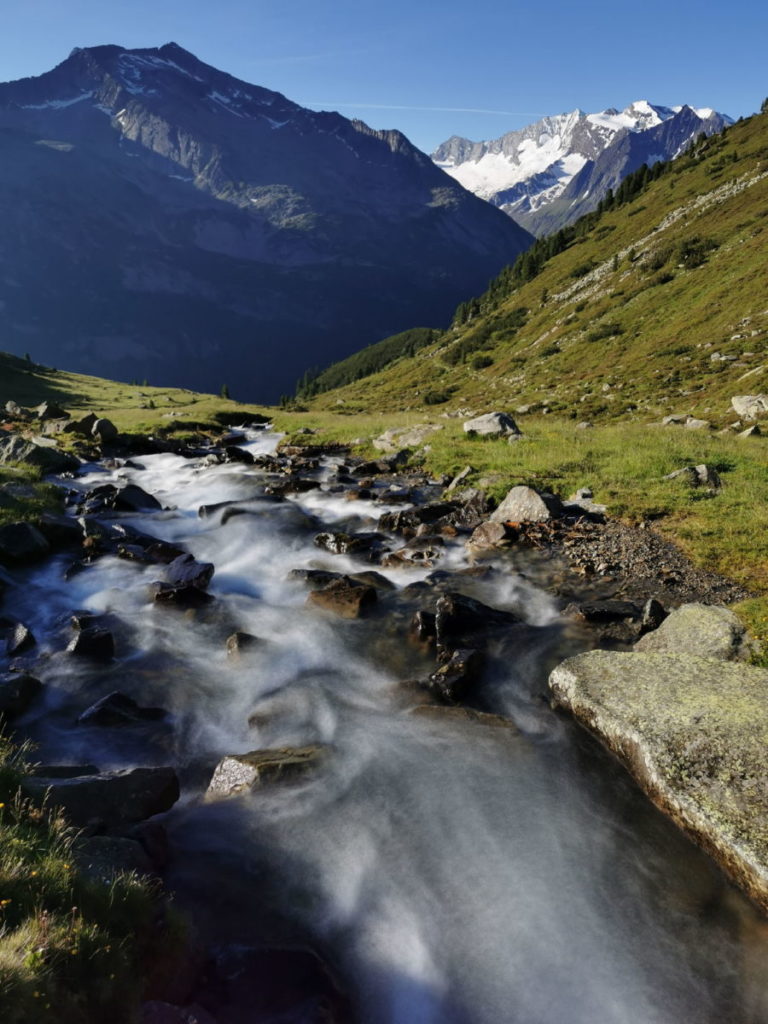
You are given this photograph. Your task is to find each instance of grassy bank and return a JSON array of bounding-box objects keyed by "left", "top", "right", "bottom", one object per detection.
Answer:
[{"left": 0, "top": 737, "right": 176, "bottom": 1024}]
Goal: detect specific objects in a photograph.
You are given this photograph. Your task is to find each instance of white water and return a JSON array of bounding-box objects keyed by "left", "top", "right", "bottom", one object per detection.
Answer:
[{"left": 7, "top": 430, "right": 768, "bottom": 1023}]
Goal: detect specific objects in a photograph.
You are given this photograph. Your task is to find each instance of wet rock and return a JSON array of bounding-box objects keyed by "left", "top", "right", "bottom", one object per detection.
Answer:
[
  {"left": 115, "top": 483, "right": 163, "bottom": 511},
  {"left": 731, "top": 395, "right": 768, "bottom": 420},
  {"left": 166, "top": 553, "right": 215, "bottom": 590},
  {"left": 223, "top": 445, "right": 254, "bottom": 465},
  {"left": 36, "top": 511, "right": 84, "bottom": 547},
  {"left": 379, "top": 502, "right": 457, "bottom": 534},
  {"left": 66, "top": 626, "right": 115, "bottom": 660},
  {"left": 549, "top": 650, "right": 768, "bottom": 914},
  {"left": 0, "top": 433, "right": 79, "bottom": 473},
  {"left": 206, "top": 746, "right": 326, "bottom": 798},
  {"left": 382, "top": 535, "right": 445, "bottom": 568},
  {"left": 634, "top": 603, "right": 752, "bottom": 661},
  {"left": 91, "top": 417, "right": 119, "bottom": 443},
  {"left": 226, "top": 631, "right": 263, "bottom": 658},
  {"left": 0, "top": 521, "right": 51, "bottom": 564},
  {"left": 314, "top": 531, "right": 386, "bottom": 559},
  {"left": 150, "top": 582, "right": 215, "bottom": 608},
  {"left": 77, "top": 691, "right": 167, "bottom": 726},
  {"left": 410, "top": 609, "right": 436, "bottom": 644},
  {"left": 411, "top": 704, "right": 517, "bottom": 730},
  {"left": 2, "top": 619, "right": 36, "bottom": 656},
  {"left": 0, "top": 673, "right": 43, "bottom": 718},
  {"left": 289, "top": 568, "right": 343, "bottom": 589},
  {"left": 463, "top": 411, "right": 521, "bottom": 439},
  {"left": 434, "top": 592, "right": 517, "bottom": 649},
  {"left": 21, "top": 766, "right": 180, "bottom": 826},
  {"left": 306, "top": 577, "right": 377, "bottom": 618},
  {"left": 466, "top": 520, "right": 515, "bottom": 554},
  {"left": 74, "top": 835, "right": 155, "bottom": 881},
  {"left": 568, "top": 600, "right": 642, "bottom": 624},
  {"left": 426, "top": 648, "right": 483, "bottom": 703},
  {"left": 639, "top": 598, "right": 668, "bottom": 636},
  {"left": 489, "top": 485, "right": 560, "bottom": 524},
  {"left": 349, "top": 570, "right": 395, "bottom": 591}
]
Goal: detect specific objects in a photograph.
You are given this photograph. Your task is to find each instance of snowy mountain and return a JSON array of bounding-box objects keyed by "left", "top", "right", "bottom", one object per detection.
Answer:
[
  {"left": 0, "top": 44, "right": 532, "bottom": 400},
  {"left": 433, "top": 100, "right": 732, "bottom": 235}
]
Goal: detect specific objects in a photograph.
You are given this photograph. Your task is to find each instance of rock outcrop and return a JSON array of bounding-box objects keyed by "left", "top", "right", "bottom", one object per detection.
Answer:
[{"left": 549, "top": 648, "right": 768, "bottom": 913}]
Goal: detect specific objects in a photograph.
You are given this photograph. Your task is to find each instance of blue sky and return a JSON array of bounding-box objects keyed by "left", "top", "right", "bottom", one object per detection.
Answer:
[{"left": 2, "top": 0, "right": 766, "bottom": 152}]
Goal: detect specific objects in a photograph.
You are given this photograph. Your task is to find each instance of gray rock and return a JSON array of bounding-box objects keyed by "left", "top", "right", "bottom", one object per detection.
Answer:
[
  {"left": 445, "top": 465, "right": 473, "bottom": 492},
  {"left": 36, "top": 400, "right": 69, "bottom": 420},
  {"left": 663, "top": 464, "right": 721, "bottom": 488},
  {"left": 684, "top": 417, "right": 710, "bottom": 430},
  {"left": 66, "top": 626, "right": 115, "bottom": 661},
  {"left": 731, "top": 395, "right": 768, "bottom": 420},
  {"left": 226, "top": 631, "right": 263, "bottom": 658},
  {"left": 66, "top": 412, "right": 99, "bottom": 436},
  {"left": 739, "top": 424, "right": 761, "bottom": 438},
  {"left": 466, "top": 520, "right": 514, "bottom": 553},
  {"left": 3, "top": 620, "right": 36, "bottom": 655},
  {"left": 462, "top": 411, "right": 521, "bottom": 438},
  {"left": 91, "top": 417, "right": 119, "bottom": 442},
  {"left": 489, "top": 485, "right": 557, "bottom": 524},
  {"left": 0, "top": 433, "right": 79, "bottom": 473},
  {"left": 21, "top": 766, "right": 180, "bottom": 826},
  {"left": 549, "top": 649, "right": 768, "bottom": 914},
  {"left": 633, "top": 603, "right": 752, "bottom": 661},
  {"left": 373, "top": 424, "right": 442, "bottom": 452},
  {"left": 166, "top": 553, "right": 214, "bottom": 590},
  {"left": 662, "top": 414, "right": 687, "bottom": 425},
  {"left": 77, "top": 691, "right": 167, "bottom": 726},
  {"left": 206, "top": 746, "right": 326, "bottom": 799}
]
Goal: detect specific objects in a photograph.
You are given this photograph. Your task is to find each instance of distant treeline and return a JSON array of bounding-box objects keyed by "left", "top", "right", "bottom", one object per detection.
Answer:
[{"left": 295, "top": 327, "right": 441, "bottom": 398}]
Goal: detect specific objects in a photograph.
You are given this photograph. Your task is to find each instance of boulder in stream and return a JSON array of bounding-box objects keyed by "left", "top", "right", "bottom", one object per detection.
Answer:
[
  {"left": 426, "top": 648, "right": 483, "bottom": 703},
  {"left": 1, "top": 618, "right": 36, "bottom": 656},
  {"left": 21, "top": 766, "right": 180, "bottom": 827},
  {"left": 77, "top": 690, "right": 167, "bottom": 726},
  {"left": 306, "top": 576, "right": 377, "bottom": 618},
  {"left": 166, "top": 553, "right": 215, "bottom": 590},
  {"left": 66, "top": 626, "right": 115, "bottom": 660},
  {"left": 206, "top": 746, "right": 327, "bottom": 799},
  {"left": 549, "top": 649, "right": 768, "bottom": 914},
  {"left": 633, "top": 603, "right": 752, "bottom": 661}
]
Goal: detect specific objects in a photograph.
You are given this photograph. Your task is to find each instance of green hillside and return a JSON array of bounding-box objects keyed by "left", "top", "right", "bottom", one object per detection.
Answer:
[{"left": 303, "top": 109, "right": 768, "bottom": 422}]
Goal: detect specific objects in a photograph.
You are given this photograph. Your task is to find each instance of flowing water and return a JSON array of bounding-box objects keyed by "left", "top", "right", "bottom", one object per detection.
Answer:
[{"left": 7, "top": 429, "right": 768, "bottom": 1023}]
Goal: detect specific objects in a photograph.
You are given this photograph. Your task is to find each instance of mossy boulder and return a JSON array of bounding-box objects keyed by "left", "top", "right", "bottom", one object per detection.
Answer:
[{"left": 549, "top": 650, "right": 768, "bottom": 914}]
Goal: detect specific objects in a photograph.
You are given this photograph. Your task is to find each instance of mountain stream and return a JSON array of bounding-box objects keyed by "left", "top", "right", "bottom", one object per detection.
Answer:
[{"left": 7, "top": 428, "right": 768, "bottom": 1024}]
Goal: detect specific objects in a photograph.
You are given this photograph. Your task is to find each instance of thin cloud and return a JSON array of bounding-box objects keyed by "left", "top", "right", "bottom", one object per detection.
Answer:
[{"left": 307, "top": 102, "right": 546, "bottom": 116}]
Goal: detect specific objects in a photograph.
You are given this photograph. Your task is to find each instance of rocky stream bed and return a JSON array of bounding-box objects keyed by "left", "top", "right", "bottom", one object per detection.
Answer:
[{"left": 1, "top": 422, "right": 768, "bottom": 1024}]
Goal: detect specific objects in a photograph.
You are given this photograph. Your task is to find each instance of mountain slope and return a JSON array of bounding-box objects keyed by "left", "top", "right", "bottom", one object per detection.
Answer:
[
  {"left": 0, "top": 44, "right": 532, "bottom": 401},
  {"left": 305, "top": 109, "right": 768, "bottom": 424},
  {"left": 433, "top": 101, "right": 731, "bottom": 235}
]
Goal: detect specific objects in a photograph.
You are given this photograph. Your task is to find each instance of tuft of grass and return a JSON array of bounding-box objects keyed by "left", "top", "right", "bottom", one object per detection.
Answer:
[{"left": 0, "top": 734, "right": 180, "bottom": 1024}]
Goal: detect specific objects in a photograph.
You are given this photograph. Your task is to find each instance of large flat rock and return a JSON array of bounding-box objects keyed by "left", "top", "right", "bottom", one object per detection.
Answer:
[{"left": 549, "top": 650, "right": 768, "bottom": 913}]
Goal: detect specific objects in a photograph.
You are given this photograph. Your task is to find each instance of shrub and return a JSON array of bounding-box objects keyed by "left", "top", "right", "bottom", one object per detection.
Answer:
[{"left": 471, "top": 354, "right": 494, "bottom": 370}]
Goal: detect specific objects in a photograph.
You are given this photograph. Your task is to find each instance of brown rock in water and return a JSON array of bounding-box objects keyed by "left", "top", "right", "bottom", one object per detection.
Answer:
[
  {"left": 206, "top": 746, "right": 326, "bottom": 799},
  {"left": 226, "top": 631, "right": 263, "bottom": 658},
  {"left": 306, "top": 577, "right": 377, "bottom": 618}
]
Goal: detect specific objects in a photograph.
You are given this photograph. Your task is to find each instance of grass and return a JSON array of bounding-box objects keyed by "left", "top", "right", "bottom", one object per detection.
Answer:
[
  {"left": 271, "top": 409, "right": 768, "bottom": 596},
  {"left": 0, "top": 735, "right": 179, "bottom": 1024},
  {"left": 304, "top": 111, "right": 768, "bottom": 423},
  {"left": 0, "top": 464, "right": 62, "bottom": 529}
]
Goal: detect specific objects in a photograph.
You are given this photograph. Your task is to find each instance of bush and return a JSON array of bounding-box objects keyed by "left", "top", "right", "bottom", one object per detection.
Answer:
[
  {"left": 587, "top": 322, "right": 624, "bottom": 342},
  {"left": 423, "top": 389, "right": 452, "bottom": 405},
  {"left": 471, "top": 354, "right": 494, "bottom": 370},
  {"left": 677, "top": 236, "right": 718, "bottom": 268}
]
